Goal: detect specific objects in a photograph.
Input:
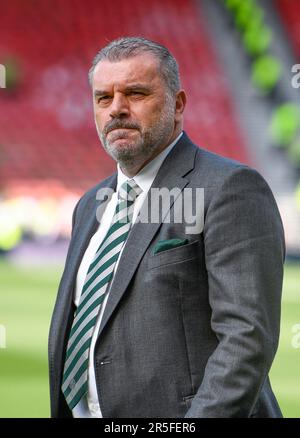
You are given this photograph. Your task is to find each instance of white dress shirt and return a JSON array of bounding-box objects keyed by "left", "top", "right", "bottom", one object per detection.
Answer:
[{"left": 72, "top": 132, "right": 182, "bottom": 418}]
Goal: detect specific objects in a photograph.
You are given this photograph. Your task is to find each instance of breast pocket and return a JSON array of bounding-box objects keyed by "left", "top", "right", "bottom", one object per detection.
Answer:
[{"left": 148, "top": 239, "right": 202, "bottom": 270}]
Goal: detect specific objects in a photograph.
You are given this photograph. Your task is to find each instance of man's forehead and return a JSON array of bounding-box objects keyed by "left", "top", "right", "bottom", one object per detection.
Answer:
[{"left": 93, "top": 54, "right": 161, "bottom": 86}]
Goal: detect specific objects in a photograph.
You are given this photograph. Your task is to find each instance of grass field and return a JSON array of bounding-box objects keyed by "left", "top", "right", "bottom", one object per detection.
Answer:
[{"left": 0, "top": 259, "right": 299, "bottom": 417}]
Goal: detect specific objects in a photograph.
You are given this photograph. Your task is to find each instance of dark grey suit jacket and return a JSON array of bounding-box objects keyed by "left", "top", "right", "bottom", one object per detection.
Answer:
[{"left": 48, "top": 132, "right": 285, "bottom": 418}]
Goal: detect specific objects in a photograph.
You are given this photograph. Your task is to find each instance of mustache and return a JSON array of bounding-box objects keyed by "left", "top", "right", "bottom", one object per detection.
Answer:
[{"left": 103, "top": 119, "right": 141, "bottom": 136}]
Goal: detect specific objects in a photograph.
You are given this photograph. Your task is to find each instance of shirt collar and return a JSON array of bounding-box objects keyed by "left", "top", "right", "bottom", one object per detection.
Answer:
[{"left": 117, "top": 132, "right": 183, "bottom": 194}]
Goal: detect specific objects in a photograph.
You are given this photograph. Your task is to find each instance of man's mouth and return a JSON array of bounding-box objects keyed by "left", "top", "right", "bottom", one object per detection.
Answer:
[
  {"left": 108, "top": 127, "right": 136, "bottom": 134},
  {"left": 106, "top": 127, "right": 139, "bottom": 140},
  {"left": 106, "top": 128, "right": 137, "bottom": 143}
]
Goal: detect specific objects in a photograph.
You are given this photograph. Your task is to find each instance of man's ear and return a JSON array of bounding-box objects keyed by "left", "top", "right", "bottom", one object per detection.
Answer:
[{"left": 174, "top": 90, "right": 187, "bottom": 120}]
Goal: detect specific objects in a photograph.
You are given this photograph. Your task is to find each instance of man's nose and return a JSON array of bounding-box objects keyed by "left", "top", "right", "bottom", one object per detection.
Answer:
[{"left": 109, "top": 94, "right": 130, "bottom": 118}]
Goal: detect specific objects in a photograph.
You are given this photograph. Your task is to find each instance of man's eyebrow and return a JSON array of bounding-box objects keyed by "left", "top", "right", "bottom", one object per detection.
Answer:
[
  {"left": 94, "top": 83, "right": 152, "bottom": 97},
  {"left": 93, "top": 84, "right": 152, "bottom": 98},
  {"left": 94, "top": 89, "right": 108, "bottom": 97},
  {"left": 124, "top": 83, "right": 152, "bottom": 92}
]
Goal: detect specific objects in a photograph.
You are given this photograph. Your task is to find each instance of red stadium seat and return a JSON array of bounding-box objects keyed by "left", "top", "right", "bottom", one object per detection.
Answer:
[
  {"left": 276, "top": 0, "right": 300, "bottom": 59},
  {"left": 0, "top": 0, "right": 248, "bottom": 192}
]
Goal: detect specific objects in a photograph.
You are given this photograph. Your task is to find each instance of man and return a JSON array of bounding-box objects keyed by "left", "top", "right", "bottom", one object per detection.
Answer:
[{"left": 48, "top": 37, "right": 285, "bottom": 418}]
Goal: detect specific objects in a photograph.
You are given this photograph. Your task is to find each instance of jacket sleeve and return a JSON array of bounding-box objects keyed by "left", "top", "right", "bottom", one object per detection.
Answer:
[{"left": 184, "top": 166, "right": 285, "bottom": 417}]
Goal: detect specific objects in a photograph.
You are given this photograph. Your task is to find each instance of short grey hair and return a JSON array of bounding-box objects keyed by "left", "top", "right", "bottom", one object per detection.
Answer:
[{"left": 88, "top": 36, "right": 181, "bottom": 96}]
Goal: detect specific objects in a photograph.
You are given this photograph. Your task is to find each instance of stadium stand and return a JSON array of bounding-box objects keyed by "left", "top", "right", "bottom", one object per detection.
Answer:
[
  {"left": 276, "top": 0, "right": 300, "bottom": 58},
  {"left": 0, "top": 0, "right": 248, "bottom": 193}
]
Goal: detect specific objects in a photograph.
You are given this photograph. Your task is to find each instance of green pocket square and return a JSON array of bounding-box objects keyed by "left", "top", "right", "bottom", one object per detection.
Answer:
[{"left": 153, "top": 238, "right": 189, "bottom": 255}]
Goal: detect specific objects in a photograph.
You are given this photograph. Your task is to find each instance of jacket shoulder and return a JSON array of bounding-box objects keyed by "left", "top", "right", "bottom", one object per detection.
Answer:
[
  {"left": 188, "top": 140, "right": 276, "bottom": 207},
  {"left": 194, "top": 144, "right": 252, "bottom": 183},
  {"left": 76, "top": 173, "right": 116, "bottom": 208},
  {"left": 71, "top": 173, "right": 117, "bottom": 232}
]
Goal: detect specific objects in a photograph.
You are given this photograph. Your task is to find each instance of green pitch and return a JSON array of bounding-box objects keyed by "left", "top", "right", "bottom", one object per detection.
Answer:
[{"left": 0, "top": 259, "right": 299, "bottom": 417}]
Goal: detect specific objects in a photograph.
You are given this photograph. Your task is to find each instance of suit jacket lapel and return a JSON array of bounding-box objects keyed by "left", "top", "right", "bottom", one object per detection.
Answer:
[
  {"left": 97, "top": 133, "right": 197, "bottom": 339},
  {"left": 50, "top": 173, "right": 117, "bottom": 376}
]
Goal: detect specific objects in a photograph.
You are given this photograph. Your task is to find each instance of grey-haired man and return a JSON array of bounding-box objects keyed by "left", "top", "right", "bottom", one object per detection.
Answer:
[{"left": 49, "top": 37, "right": 285, "bottom": 418}]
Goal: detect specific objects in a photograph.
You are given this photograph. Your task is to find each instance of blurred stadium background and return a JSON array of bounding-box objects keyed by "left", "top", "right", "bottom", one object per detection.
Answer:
[{"left": 0, "top": 0, "right": 300, "bottom": 417}]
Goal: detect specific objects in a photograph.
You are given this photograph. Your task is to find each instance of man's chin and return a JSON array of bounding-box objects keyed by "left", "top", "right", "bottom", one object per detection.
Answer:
[{"left": 105, "top": 141, "right": 141, "bottom": 162}]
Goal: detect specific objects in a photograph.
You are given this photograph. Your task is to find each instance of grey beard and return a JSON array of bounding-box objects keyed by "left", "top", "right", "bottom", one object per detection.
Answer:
[
  {"left": 96, "top": 96, "right": 176, "bottom": 167},
  {"left": 101, "top": 130, "right": 160, "bottom": 168}
]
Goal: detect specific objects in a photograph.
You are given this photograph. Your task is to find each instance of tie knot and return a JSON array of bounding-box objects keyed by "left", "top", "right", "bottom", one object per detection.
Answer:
[{"left": 118, "top": 179, "right": 142, "bottom": 202}]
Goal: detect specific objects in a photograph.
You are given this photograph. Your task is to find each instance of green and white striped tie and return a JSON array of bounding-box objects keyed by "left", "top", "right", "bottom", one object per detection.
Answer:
[{"left": 62, "top": 179, "right": 142, "bottom": 409}]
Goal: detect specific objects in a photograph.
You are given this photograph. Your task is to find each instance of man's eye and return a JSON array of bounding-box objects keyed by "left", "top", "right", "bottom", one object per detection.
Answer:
[
  {"left": 97, "top": 96, "right": 111, "bottom": 103},
  {"left": 129, "top": 91, "right": 145, "bottom": 98}
]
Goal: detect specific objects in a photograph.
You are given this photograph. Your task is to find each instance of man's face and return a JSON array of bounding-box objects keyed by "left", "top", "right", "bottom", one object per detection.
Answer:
[{"left": 92, "top": 53, "right": 180, "bottom": 169}]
